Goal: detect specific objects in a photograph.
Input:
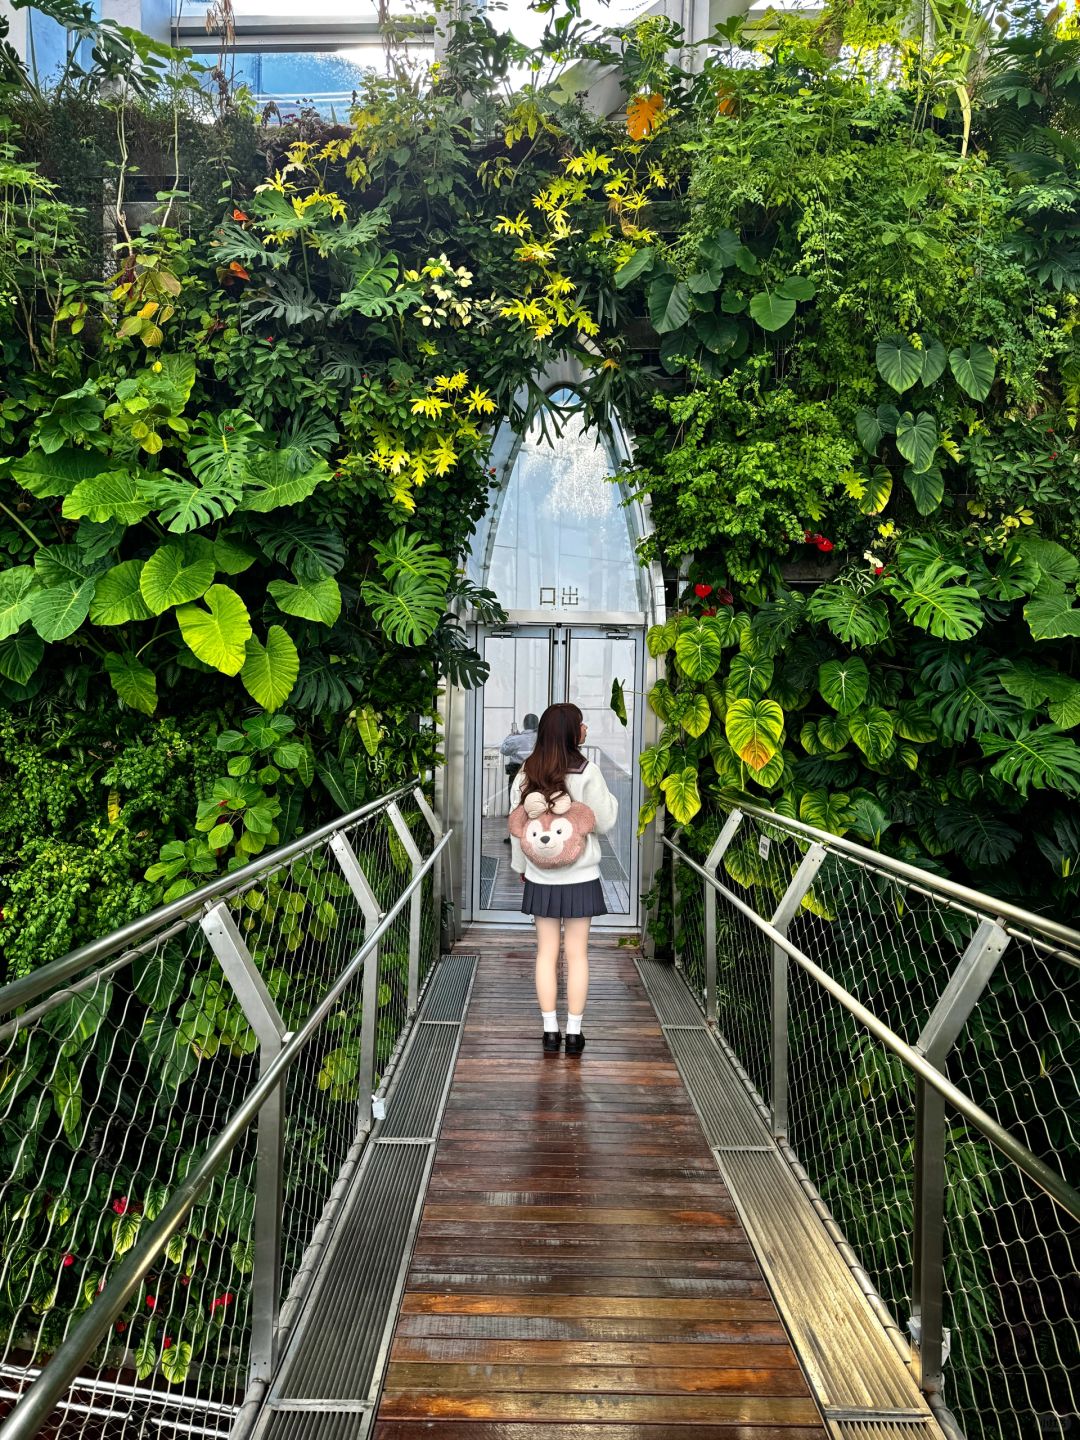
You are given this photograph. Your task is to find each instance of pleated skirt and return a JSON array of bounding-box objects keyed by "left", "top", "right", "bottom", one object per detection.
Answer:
[{"left": 521, "top": 878, "right": 607, "bottom": 919}]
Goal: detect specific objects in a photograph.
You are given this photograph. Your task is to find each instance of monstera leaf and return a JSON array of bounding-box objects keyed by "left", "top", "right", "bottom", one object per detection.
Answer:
[
  {"left": 889, "top": 559, "right": 983, "bottom": 641},
  {"left": 807, "top": 588, "right": 889, "bottom": 648},
  {"left": 979, "top": 725, "right": 1080, "bottom": 797},
  {"left": 725, "top": 698, "right": 784, "bottom": 770}
]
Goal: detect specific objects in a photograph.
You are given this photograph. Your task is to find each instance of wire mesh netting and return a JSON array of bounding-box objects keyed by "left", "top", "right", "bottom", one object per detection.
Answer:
[
  {"left": 670, "top": 806, "right": 1080, "bottom": 1440},
  {"left": 0, "top": 784, "right": 442, "bottom": 1439}
]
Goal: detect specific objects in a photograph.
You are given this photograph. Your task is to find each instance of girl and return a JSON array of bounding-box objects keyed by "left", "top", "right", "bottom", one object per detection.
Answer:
[{"left": 508, "top": 702, "right": 619, "bottom": 1056}]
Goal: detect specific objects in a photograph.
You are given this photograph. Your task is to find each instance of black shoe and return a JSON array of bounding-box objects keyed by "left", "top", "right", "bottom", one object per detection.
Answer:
[
  {"left": 503, "top": 836, "right": 511, "bottom": 844},
  {"left": 543, "top": 1030, "right": 562, "bottom": 1054},
  {"left": 564, "top": 1033, "right": 585, "bottom": 1056}
]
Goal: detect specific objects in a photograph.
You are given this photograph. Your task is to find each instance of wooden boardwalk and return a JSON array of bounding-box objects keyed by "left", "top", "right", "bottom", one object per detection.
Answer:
[{"left": 373, "top": 929, "right": 826, "bottom": 1438}]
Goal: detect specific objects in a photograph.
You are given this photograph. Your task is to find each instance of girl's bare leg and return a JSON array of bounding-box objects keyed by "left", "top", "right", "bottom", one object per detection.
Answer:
[
  {"left": 563, "top": 916, "right": 591, "bottom": 1019},
  {"left": 534, "top": 915, "right": 561, "bottom": 1015}
]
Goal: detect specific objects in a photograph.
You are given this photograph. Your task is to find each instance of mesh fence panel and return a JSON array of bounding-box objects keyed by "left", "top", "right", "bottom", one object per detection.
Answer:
[
  {"left": 0, "top": 785, "right": 442, "bottom": 1439},
  {"left": 668, "top": 806, "right": 1079, "bottom": 1440}
]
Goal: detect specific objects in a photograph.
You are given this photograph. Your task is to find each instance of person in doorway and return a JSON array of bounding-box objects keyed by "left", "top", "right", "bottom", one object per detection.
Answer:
[
  {"left": 499, "top": 713, "right": 539, "bottom": 841},
  {"left": 507, "top": 703, "right": 618, "bottom": 1057}
]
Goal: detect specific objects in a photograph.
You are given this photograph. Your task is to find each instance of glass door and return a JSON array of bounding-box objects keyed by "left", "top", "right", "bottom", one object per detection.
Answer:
[{"left": 471, "top": 625, "right": 643, "bottom": 927}]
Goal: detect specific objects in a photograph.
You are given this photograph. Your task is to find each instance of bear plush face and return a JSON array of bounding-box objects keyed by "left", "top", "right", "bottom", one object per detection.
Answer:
[{"left": 509, "top": 792, "right": 596, "bottom": 870}]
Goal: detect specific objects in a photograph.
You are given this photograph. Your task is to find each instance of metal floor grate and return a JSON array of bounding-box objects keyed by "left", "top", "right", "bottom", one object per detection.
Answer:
[
  {"left": 638, "top": 955, "right": 708, "bottom": 1025},
  {"left": 637, "top": 956, "right": 944, "bottom": 1440},
  {"left": 252, "top": 953, "right": 477, "bottom": 1440}
]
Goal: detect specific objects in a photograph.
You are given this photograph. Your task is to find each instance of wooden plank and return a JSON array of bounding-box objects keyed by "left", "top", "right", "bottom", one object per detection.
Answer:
[
  {"left": 378, "top": 1391, "right": 822, "bottom": 1425},
  {"left": 374, "top": 931, "right": 826, "bottom": 1438}
]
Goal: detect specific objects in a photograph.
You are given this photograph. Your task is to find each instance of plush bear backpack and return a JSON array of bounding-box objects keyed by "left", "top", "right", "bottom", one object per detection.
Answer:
[{"left": 509, "top": 789, "right": 596, "bottom": 870}]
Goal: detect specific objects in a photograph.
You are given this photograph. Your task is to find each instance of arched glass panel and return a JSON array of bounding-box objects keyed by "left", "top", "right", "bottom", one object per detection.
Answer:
[{"left": 472, "top": 388, "right": 644, "bottom": 614}]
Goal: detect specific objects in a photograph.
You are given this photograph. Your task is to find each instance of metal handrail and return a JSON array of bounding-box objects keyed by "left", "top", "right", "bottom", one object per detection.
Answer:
[
  {"left": 662, "top": 835, "right": 1080, "bottom": 1226},
  {"left": 0, "top": 830, "right": 450, "bottom": 1440},
  {"left": 0, "top": 779, "right": 421, "bottom": 1017},
  {"left": 729, "top": 800, "right": 1080, "bottom": 954}
]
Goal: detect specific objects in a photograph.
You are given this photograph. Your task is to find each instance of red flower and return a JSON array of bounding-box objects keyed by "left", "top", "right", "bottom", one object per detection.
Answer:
[
  {"left": 717, "top": 588, "right": 734, "bottom": 606},
  {"left": 816, "top": 538, "right": 835, "bottom": 553},
  {"left": 875, "top": 565, "right": 884, "bottom": 576},
  {"left": 232, "top": 209, "right": 249, "bottom": 223},
  {"left": 694, "top": 582, "right": 713, "bottom": 598},
  {"left": 116, "top": 1321, "right": 127, "bottom": 1335},
  {"left": 180, "top": 1276, "right": 191, "bottom": 1287},
  {"left": 210, "top": 1293, "right": 234, "bottom": 1312},
  {"left": 1049, "top": 451, "right": 1058, "bottom": 461},
  {"left": 146, "top": 1296, "right": 157, "bottom": 1310},
  {"left": 163, "top": 1337, "right": 174, "bottom": 1350},
  {"left": 701, "top": 607, "right": 717, "bottom": 617},
  {"left": 62, "top": 1254, "right": 75, "bottom": 1268},
  {"left": 112, "top": 1197, "right": 129, "bottom": 1215},
  {"left": 228, "top": 262, "right": 250, "bottom": 282}
]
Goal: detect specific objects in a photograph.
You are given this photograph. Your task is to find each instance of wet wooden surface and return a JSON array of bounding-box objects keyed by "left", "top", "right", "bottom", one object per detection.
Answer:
[{"left": 373, "top": 929, "right": 825, "bottom": 1437}]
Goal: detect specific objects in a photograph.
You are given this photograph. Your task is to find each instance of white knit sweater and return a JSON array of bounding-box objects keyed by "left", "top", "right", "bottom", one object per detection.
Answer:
[{"left": 509, "top": 762, "right": 619, "bottom": 886}]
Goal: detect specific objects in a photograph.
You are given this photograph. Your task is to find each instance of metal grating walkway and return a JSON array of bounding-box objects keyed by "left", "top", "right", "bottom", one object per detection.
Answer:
[{"left": 252, "top": 952, "right": 478, "bottom": 1440}]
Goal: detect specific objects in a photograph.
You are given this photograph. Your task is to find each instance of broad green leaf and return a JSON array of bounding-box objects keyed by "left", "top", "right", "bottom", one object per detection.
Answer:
[
  {"left": 848, "top": 705, "right": 896, "bottom": 764},
  {"left": 646, "top": 618, "right": 678, "bottom": 657},
  {"left": 140, "top": 545, "right": 215, "bottom": 615},
  {"left": 949, "top": 343, "right": 996, "bottom": 401},
  {"left": 610, "top": 677, "right": 627, "bottom": 726},
  {"left": 818, "top": 656, "right": 869, "bottom": 715},
  {"left": 799, "top": 789, "right": 854, "bottom": 836},
  {"left": 876, "top": 335, "right": 923, "bottom": 393},
  {"left": 699, "top": 230, "right": 741, "bottom": 267},
  {"left": 807, "top": 588, "right": 889, "bottom": 647},
  {"left": 1048, "top": 681, "right": 1080, "bottom": 729},
  {"left": 0, "top": 567, "right": 38, "bottom": 640},
  {"left": 725, "top": 697, "right": 785, "bottom": 770},
  {"left": 1025, "top": 593, "right": 1080, "bottom": 641},
  {"left": 160, "top": 1339, "right": 193, "bottom": 1385},
  {"left": 63, "top": 472, "right": 153, "bottom": 526},
  {"left": 90, "top": 560, "right": 153, "bottom": 626},
  {"left": 896, "top": 700, "right": 936, "bottom": 743},
  {"left": 241, "top": 626, "right": 299, "bottom": 711},
  {"left": 895, "top": 411, "right": 938, "bottom": 472},
  {"left": 29, "top": 578, "right": 95, "bottom": 641},
  {"left": 187, "top": 409, "right": 265, "bottom": 489},
  {"left": 12, "top": 447, "right": 105, "bottom": 499},
  {"left": 675, "top": 618, "right": 724, "bottom": 680},
  {"left": 243, "top": 453, "right": 333, "bottom": 513},
  {"left": 1016, "top": 536, "right": 1080, "bottom": 593},
  {"left": 726, "top": 653, "right": 774, "bottom": 699},
  {"left": 816, "top": 713, "right": 850, "bottom": 752},
  {"left": 51, "top": 1060, "right": 81, "bottom": 1143},
  {"left": 214, "top": 534, "right": 258, "bottom": 575},
  {"left": 0, "top": 630, "right": 44, "bottom": 684},
  {"left": 903, "top": 463, "right": 944, "bottom": 515},
  {"left": 104, "top": 651, "right": 157, "bottom": 714},
  {"left": 176, "top": 585, "right": 252, "bottom": 676},
  {"left": 890, "top": 560, "right": 983, "bottom": 641},
  {"left": 637, "top": 792, "right": 660, "bottom": 835},
  {"left": 639, "top": 743, "right": 671, "bottom": 788},
  {"left": 678, "top": 692, "right": 712, "bottom": 738},
  {"left": 647, "top": 679, "right": 676, "bottom": 722},
  {"left": 777, "top": 275, "right": 816, "bottom": 302},
  {"left": 979, "top": 725, "right": 1080, "bottom": 797},
  {"left": 647, "top": 273, "right": 691, "bottom": 334},
  {"left": 267, "top": 573, "right": 341, "bottom": 627},
  {"left": 357, "top": 705, "right": 382, "bottom": 755},
  {"left": 614, "top": 246, "right": 655, "bottom": 288},
  {"left": 659, "top": 766, "right": 701, "bottom": 824},
  {"left": 855, "top": 409, "right": 884, "bottom": 455},
  {"left": 860, "top": 465, "right": 893, "bottom": 514},
  {"left": 800, "top": 719, "right": 823, "bottom": 754},
  {"left": 749, "top": 290, "right": 796, "bottom": 331},
  {"left": 918, "top": 334, "right": 948, "bottom": 385}
]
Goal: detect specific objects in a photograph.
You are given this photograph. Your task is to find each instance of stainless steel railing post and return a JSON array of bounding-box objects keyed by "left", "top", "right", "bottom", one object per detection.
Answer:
[
  {"left": 328, "top": 831, "right": 384, "bottom": 1132},
  {"left": 909, "top": 917, "right": 1011, "bottom": 1395},
  {"left": 766, "top": 844, "right": 827, "bottom": 1145},
  {"left": 200, "top": 902, "right": 288, "bottom": 1385},
  {"left": 387, "top": 801, "right": 425, "bottom": 1016},
  {"left": 702, "top": 810, "right": 745, "bottom": 1027}
]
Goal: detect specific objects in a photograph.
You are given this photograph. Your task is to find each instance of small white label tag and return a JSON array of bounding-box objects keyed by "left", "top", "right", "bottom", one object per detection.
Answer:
[
  {"left": 371, "top": 1097, "right": 386, "bottom": 1121},
  {"left": 758, "top": 834, "right": 771, "bottom": 861}
]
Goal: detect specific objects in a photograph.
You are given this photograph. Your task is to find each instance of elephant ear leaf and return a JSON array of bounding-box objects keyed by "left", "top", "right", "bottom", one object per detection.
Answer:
[
  {"left": 949, "top": 343, "right": 996, "bottom": 401},
  {"left": 241, "top": 626, "right": 299, "bottom": 711},
  {"left": 876, "top": 334, "right": 923, "bottom": 392},
  {"left": 104, "top": 651, "right": 158, "bottom": 714},
  {"left": 176, "top": 585, "right": 252, "bottom": 675}
]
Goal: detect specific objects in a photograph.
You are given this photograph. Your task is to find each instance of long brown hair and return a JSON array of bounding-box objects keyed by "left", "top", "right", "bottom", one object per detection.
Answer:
[{"left": 521, "top": 703, "right": 585, "bottom": 805}]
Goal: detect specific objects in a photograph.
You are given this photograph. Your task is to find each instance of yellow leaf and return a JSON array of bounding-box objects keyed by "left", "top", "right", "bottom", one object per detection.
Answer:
[
  {"left": 627, "top": 93, "right": 664, "bottom": 141},
  {"left": 107, "top": 789, "right": 121, "bottom": 824}
]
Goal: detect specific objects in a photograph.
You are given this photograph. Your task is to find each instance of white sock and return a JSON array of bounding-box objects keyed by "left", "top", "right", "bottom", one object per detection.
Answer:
[
  {"left": 541, "top": 1010, "right": 559, "bottom": 1032},
  {"left": 566, "top": 1012, "right": 584, "bottom": 1036}
]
